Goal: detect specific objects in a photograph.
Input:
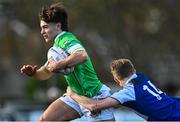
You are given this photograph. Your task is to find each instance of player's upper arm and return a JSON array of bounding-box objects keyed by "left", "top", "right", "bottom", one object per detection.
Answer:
[
  {"left": 110, "top": 84, "right": 135, "bottom": 104},
  {"left": 67, "top": 42, "right": 87, "bottom": 56},
  {"left": 72, "top": 50, "right": 88, "bottom": 60},
  {"left": 67, "top": 43, "right": 85, "bottom": 54},
  {"left": 65, "top": 49, "right": 88, "bottom": 67}
]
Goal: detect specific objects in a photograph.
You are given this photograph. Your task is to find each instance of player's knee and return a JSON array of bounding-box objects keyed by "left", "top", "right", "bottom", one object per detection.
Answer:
[
  {"left": 39, "top": 113, "right": 65, "bottom": 121},
  {"left": 39, "top": 114, "right": 50, "bottom": 122},
  {"left": 39, "top": 114, "right": 45, "bottom": 122}
]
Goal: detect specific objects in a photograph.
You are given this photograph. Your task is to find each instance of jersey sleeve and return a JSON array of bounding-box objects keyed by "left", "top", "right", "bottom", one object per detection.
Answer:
[
  {"left": 110, "top": 84, "right": 136, "bottom": 104},
  {"left": 60, "top": 39, "right": 85, "bottom": 54},
  {"left": 54, "top": 32, "right": 86, "bottom": 54},
  {"left": 66, "top": 41, "right": 85, "bottom": 54}
]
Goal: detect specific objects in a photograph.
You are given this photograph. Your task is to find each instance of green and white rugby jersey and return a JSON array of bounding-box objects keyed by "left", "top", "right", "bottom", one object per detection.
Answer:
[{"left": 53, "top": 31, "right": 103, "bottom": 97}]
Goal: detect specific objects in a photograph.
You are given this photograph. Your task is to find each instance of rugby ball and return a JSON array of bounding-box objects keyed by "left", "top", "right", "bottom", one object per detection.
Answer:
[{"left": 47, "top": 46, "right": 74, "bottom": 75}]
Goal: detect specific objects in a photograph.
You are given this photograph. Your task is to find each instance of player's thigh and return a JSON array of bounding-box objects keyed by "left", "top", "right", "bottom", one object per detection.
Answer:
[{"left": 40, "top": 98, "right": 80, "bottom": 121}]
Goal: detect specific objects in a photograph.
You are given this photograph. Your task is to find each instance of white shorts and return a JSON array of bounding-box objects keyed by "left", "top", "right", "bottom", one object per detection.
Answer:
[{"left": 59, "top": 85, "right": 114, "bottom": 121}]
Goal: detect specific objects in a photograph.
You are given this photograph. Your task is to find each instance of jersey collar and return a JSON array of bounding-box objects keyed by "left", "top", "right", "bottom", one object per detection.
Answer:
[
  {"left": 125, "top": 73, "right": 137, "bottom": 85},
  {"left": 54, "top": 31, "right": 66, "bottom": 41}
]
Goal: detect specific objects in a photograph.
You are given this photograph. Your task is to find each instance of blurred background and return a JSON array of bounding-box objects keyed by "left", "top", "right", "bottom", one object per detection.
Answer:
[{"left": 1, "top": 0, "right": 180, "bottom": 121}]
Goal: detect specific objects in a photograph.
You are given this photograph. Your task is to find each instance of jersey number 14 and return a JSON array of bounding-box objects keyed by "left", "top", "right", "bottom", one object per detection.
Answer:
[{"left": 143, "top": 81, "right": 163, "bottom": 100}]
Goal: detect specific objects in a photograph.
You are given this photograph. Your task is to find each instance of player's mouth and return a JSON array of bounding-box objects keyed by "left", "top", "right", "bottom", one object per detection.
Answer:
[{"left": 43, "top": 35, "right": 48, "bottom": 39}]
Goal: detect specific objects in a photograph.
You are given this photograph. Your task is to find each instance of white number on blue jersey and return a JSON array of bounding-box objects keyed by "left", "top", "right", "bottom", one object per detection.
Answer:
[{"left": 143, "top": 81, "right": 163, "bottom": 100}]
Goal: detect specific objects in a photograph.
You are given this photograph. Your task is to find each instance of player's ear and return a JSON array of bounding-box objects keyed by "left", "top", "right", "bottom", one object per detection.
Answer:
[{"left": 56, "top": 22, "right": 61, "bottom": 31}]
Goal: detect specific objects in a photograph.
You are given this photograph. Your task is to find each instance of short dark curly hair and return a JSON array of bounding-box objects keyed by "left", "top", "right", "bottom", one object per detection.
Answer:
[{"left": 39, "top": 2, "right": 68, "bottom": 31}]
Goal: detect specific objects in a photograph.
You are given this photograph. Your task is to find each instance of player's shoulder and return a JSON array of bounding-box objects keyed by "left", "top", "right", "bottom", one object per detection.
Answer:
[
  {"left": 54, "top": 32, "right": 80, "bottom": 47},
  {"left": 131, "top": 73, "right": 150, "bottom": 84},
  {"left": 60, "top": 32, "right": 77, "bottom": 40},
  {"left": 111, "top": 83, "right": 136, "bottom": 104}
]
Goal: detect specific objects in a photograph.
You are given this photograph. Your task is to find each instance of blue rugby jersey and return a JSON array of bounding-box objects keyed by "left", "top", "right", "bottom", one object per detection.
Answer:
[{"left": 111, "top": 73, "right": 180, "bottom": 121}]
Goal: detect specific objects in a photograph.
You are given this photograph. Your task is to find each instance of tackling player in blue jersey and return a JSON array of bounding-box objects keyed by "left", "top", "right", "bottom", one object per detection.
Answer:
[{"left": 67, "top": 58, "right": 180, "bottom": 121}]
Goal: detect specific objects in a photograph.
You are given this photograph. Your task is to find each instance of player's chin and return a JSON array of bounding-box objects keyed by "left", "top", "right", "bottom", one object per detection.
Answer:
[
  {"left": 43, "top": 37, "right": 51, "bottom": 43},
  {"left": 45, "top": 39, "right": 50, "bottom": 43}
]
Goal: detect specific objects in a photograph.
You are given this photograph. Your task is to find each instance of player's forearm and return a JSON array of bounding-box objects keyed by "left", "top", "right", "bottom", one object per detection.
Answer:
[
  {"left": 71, "top": 94, "right": 119, "bottom": 112},
  {"left": 95, "top": 98, "right": 120, "bottom": 110},
  {"left": 71, "top": 94, "right": 93, "bottom": 106},
  {"left": 64, "top": 50, "right": 88, "bottom": 67},
  {"left": 70, "top": 93, "right": 97, "bottom": 111},
  {"left": 54, "top": 50, "right": 87, "bottom": 70},
  {"left": 34, "top": 66, "right": 53, "bottom": 80}
]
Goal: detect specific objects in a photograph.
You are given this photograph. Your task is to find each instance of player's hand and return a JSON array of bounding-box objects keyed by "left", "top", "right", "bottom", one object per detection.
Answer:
[
  {"left": 20, "top": 65, "right": 37, "bottom": 76},
  {"left": 47, "top": 59, "right": 59, "bottom": 72}
]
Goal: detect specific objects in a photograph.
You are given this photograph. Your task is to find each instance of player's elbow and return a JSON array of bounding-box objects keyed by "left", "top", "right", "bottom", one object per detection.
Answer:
[
  {"left": 78, "top": 50, "right": 88, "bottom": 63},
  {"left": 81, "top": 52, "right": 88, "bottom": 62}
]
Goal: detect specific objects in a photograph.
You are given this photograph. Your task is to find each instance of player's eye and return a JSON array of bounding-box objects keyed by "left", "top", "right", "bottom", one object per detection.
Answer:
[{"left": 42, "top": 25, "right": 48, "bottom": 29}]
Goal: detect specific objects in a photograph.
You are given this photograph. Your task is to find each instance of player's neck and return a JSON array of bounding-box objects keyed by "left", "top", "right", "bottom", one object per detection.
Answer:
[
  {"left": 123, "top": 73, "right": 137, "bottom": 86},
  {"left": 54, "top": 30, "right": 66, "bottom": 40}
]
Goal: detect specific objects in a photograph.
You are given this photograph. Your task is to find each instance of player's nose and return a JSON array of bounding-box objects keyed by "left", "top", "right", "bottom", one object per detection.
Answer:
[{"left": 41, "top": 29, "right": 45, "bottom": 35}]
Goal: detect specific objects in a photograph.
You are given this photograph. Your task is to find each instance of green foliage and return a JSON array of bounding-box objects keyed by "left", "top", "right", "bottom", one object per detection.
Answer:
[
  {"left": 25, "top": 78, "right": 48, "bottom": 102},
  {"left": 25, "top": 75, "right": 67, "bottom": 102}
]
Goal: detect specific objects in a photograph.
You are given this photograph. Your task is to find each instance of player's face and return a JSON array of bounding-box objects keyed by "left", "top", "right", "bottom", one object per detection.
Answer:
[{"left": 40, "top": 20, "right": 62, "bottom": 43}]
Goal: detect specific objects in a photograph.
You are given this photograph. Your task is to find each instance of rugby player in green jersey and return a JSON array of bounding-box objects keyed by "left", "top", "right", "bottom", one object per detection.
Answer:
[{"left": 20, "top": 2, "right": 114, "bottom": 121}]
